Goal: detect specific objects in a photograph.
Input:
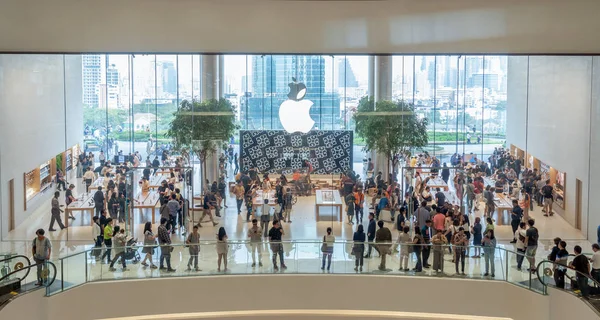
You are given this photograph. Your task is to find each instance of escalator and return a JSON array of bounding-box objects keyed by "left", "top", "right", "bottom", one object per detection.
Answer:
[{"left": 0, "top": 254, "right": 56, "bottom": 310}]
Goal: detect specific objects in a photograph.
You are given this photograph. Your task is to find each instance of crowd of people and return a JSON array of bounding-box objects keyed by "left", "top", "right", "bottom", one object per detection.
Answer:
[{"left": 35, "top": 147, "right": 600, "bottom": 300}]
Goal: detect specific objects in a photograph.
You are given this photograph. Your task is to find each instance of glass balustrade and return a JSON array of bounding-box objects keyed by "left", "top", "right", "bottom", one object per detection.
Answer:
[{"left": 46, "top": 241, "right": 543, "bottom": 296}]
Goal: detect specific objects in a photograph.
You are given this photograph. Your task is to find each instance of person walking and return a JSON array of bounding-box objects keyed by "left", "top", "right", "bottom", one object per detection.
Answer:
[
  {"left": 32, "top": 229, "right": 52, "bottom": 286},
  {"left": 352, "top": 224, "right": 366, "bottom": 271},
  {"left": 431, "top": 229, "right": 448, "bottom": 273},
  {"left": 421, "top": 220, "right": 433, "bottom": 269},
  {"left": 412, "top": 227, "right": 425, "bottom": 272},
  {"left": 233, "top": 181, "right": 245, "bottom": 215},
  {"left": 101, "top": 218, "right": 113, "bottom": 264},
  {"left": 216, "top": 227, "right": 229, "bottom": 272},
  {"left": 167, "top": 194, "right": 180, "bottom": 234},
  {"left": 354, "top": 188, "right": 365, "bottom": 222},
  {"left": 248, "top": 219, "right": 263, "bottom": 267},
  {"left": 157, "top": 217, "right": 175, "bottom": 272},
  {"left": 452, "top": 227, "right": 468, "bottom": 275},
  {"left": 83, "top": 167, "right": 95, "bottom": 193},
  {"left": 49, "top": 191, "right": 66, "bottom": 231},
  {"left": 397, "top": 226, "right": 412, "bottom": 272},
  {"left": 91, "top": 216, "right": 103, "bottom": 261},
  {"left": 109, "top": 226, "right": 129, "bottom": 272},
  {"left": 345, "top": 192, "right": 355, "bottom": 225},
  {"left": 257, "top": 198, "right": 271, "bottom": 238},
  {"left": 375, "top": 220, "right": 392, "bottom": 271},
  {"left": 364, "top": 213, "right": 376, "bottom": 258},
  {"left": 321, "top": 227, "right": 335, "bottom": 271},
  {"left": 141, "top": 222, "right": 158, "bottom": 269},
  {"left": 269, "top": 220, "right": 286, "bottom": 271},
  {"left": 510, "top": 200, "right": 523, "bottom": 243},
  {"left": 482, "top": 229, "right": 497, "bottom": 277}
]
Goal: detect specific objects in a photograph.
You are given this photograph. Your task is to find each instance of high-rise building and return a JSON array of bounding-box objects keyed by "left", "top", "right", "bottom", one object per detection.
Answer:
[
  {"left": 82, "top": 54, "right": 102, "bottom": 106},
  {"left": 337, "top": 58, "right": 358, "bottom": 88},
  {"left": 248, "top": 55, "right": 340, "bottom": 130},
  {"left": 106, "top": 64, "right": 119, "bottom": 86},
  {"left": 161, "top": 61, "right": 177, "bottom": 95},
  {"left": 241, "top": 75, "right": 248, "bottom": 93}
]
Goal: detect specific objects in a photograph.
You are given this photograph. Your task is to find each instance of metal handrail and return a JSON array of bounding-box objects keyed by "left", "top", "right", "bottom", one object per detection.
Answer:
[
  {"left": 536, "top": 259, "right": 600, "bottom": 298},
  {"left": 0, "top": 254, "right": 31, "bottom": 283}
]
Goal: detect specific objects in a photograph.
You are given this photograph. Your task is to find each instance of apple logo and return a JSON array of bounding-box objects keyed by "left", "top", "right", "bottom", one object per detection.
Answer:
[{"left": 279, "top": 77, "right": 315, "bottom": 133}]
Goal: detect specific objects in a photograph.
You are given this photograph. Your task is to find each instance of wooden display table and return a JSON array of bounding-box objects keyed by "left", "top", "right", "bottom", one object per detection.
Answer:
[
  {"left": 492, "top": 193, "right": 513, "bottom": 226},
  {"left": 133, "top": 191, "right": 160, "bottom": 224},
  {"left": 64, "top": 192, "right": 95, "bottom": 227},
  {"left": 315, "top": 190, "right": 343, "bottom": 222},
  {"left": 483, "top": 177, "right": 496, "bottom": 188},
  {"left": 87, "top": 177, "right": 107, "bottom": 192},
  {"left": 426, "top": 177, "right": 448, "bottom": 191},
  {"left": 253, "top": 190, "right": 277, "bottom": 209}
]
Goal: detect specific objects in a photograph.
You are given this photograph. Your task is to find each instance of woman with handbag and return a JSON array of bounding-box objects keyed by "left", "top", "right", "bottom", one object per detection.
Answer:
[
  {"left": 216, "top": 227, "right": 229, "bottom": 272},
  {"left": 352, "top": 225, "right": 365, "bottom": 272},
  {"left": 321, "top": 227, "right": 335, "bottom": 271},
  {"left": 141, "top": 222, "right": 158, "bottom": 269}
]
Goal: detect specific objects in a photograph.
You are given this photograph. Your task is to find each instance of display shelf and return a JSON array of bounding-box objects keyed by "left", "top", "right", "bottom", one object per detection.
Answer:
[{"left": 66, "top": 149, "right": 73, "bottom": 171}]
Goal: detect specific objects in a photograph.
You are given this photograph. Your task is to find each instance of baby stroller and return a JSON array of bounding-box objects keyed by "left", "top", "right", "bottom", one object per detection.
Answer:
[{"left": 122, "top": 238, "right": 141, "bottom": 264}]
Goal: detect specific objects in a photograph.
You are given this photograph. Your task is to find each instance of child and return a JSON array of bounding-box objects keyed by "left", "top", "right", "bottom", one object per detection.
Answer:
[{"left": 186, "top": 225, "right": 201, "bottom": 271}]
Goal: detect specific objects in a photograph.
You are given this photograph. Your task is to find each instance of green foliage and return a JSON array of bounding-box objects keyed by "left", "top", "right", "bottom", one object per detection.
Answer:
[
  {"left": 353, "top": 97, "right": 428, "bottom": 160},
  {"left": 166, "top": 99, "right": 238, "bottom": 161},
  {"left": 56, "top": 153, "right": 63, "bottom": 171}
]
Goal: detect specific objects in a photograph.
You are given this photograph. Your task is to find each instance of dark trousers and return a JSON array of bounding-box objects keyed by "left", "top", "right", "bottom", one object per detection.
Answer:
[
  {"left": 57, "top": 180, "right": 66, "bottom": 191},
  {"left": 577, "top": 275, "right": 589, "bottom": 297},
  {"left": 516, "top": 248, "right": 526, "bottom": 269},
  {"left": 422, "top": 246, "right": 431, "bottom": 267},
  {"left": 160, "top": 253, "right": 172, "bottom": 269},
  {"left": 177, "top": 210, "right": 184, "bottom": 228},
  {"left": 235, "top": 199, "right": 244, "bottom": 214},
  {"left": 366, "top": 238, "right": 375, "bottom": 256},
  {"left": 85, "top": 179, "right": 92, "bottom": 193},
  {"left": 101, "top": 239, "right": 112, "bottom": 263},
  {"left": 95, "top": 205, "right": 103, "bottom": 217},
  {"left": 554, "top": 268, "right": 565, "bottom": 289},
  {"left": 271, "top": 243, "right": 284, "bottom": 266},
  {"left": 167, "top": 215, "right": 176, "bottom": 232},
  {"left": 109, "top": 252, "right": 126, "bottom": 268},
  {"left": 455, "top": 249, "right": 466, "bottom": 273},
  {"left": 355, "top": 206, "right": 363, "bottom": 221},
  {"left": 511, "top": 220, "right": 519, "bottom": 240},
  {"left": 49, "top": 212, "right": 65, "bottom": 230},
  {"left": 414, "top": 248, "right": 422, "bottom": 271},
  {"left": 92, "top": 236, "right": 103, "bottom": 257}
]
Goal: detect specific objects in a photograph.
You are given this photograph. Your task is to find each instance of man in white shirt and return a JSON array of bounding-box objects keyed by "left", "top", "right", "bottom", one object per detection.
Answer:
[
  {"left": 258, "top": 198, "right": 271, "bottom": 237},
  {"left": 83, "top": 167, "right": 96, "bottom": 193},
  {"left": 590, "top": 243, "right": 600, "bottom": 283},
  {"left": 515, "top": 222, "right": 527, "bottom": 271}
]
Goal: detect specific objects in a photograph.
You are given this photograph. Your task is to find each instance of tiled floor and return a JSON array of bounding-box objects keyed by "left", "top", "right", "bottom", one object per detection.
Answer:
[{"left": 2, "top": 164, "right": 591, "bottom": 272}]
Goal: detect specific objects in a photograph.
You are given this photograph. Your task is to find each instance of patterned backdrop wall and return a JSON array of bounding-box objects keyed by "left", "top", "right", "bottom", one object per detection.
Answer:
[{"left": 239, "top": 130, "right": 353, "bottom": 175}]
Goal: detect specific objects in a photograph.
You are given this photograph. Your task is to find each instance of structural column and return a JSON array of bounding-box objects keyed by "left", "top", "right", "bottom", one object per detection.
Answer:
[
  {"left": 372, "top": 55, "right": 393, "bottom": 178},
  {"left": 201, "top": 55, "right": 222, "bottom": 186}
]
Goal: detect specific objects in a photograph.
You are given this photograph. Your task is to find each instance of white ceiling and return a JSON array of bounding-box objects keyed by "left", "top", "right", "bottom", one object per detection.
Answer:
[{"left": 1, "top": 0, "right": 599, "bottom": 54}]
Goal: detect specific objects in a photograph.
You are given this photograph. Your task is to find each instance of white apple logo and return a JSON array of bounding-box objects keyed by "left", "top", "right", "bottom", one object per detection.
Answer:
[{"left": 279, "top": 77, "right": 315, "bottom": 133}]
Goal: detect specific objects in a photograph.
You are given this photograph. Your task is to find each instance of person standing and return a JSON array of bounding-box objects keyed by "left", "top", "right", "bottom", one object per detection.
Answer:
[
  {"left": 157, "top": 217, "right": 175, "bottom": 272},
  {"left": 258, "top": 198, "right": 271, "bottom": 237},
  {"left": 397, "top": 226, "right": 412, "bottom": 272},
  {"left": 412, "top": 227, "right": 425, "bottom": 272},
  {"left": 93, "top": 186, "right": 105, "bottom": 217},
  {"left": 184, "top": 225, "right": 201, "bottom": 271},
  {"left": 167, "top": 194, "right": 180, "bottom": 233},
  {"left": 375, "top": 220, "right": 392, "bottom": 271},
  {"left": 269, "top": 220, "right": 286, "bottom": 271},
  {"left": 589, "top": 244, "right": 600, "bottom": 283},
  {"left": 431, "top": 229, "right": 448, "bottom": 273},
  {"left": 216, "top": 227, "right": 229, "bottom": 272},
  {"left": 465, "top": 179, "right": 476, "bottom": 214},
  {"left": 510, "top": 200, "right": 523, "bottom": 243},
  {"left": 570, "top": 245, "right": 590, "bottom": 298},
  {"left": 321, "top": 227, "right": 335, "bottom": 271},
  {"left": 282, "top": 188, "right": 293, "bottom": 223},
  {"left": 452, "top": 227, "right": 468, "bottom": 275},
  {"left": 233, "top": 181, "right": 245, "bottom": 215},
  {"left": 218, "top": 177, "right": 228, "bottom": 209},
  {"left": 233, "top": 153, "right": 239, "bottom": 175},
  {"left": 515, "top": 222, "right": 527, "bottom": 270},
  {"left": 524, "top": 218, "right": 539, "bottom": 272},
  {"left": 553, "top": 240, "right": 569, "bottom": 289},
  {"left": 415, "top": 201, "right": 430, "bottom": 228},
  {"left": 482, "top": 229, "right": 497, "bottom": 277},
  {"left": 101, "top": 218, "right": 113, "bottom": 264},
  {"left": 541, "top": 179, "right": 554, "bottom": 217},
  {"left": 99, "top": 151, "right": 106, "bottom": 167},
  {"left": 364, "top": 213, "right": 376, "bottom": 258},
  {"left": 352, "top": 224, "right": 366, "bottom": 271},
  {"left": 109, "top": 226, "right": 129, "bottom": 272},
  {"left": 248, "top": 219, "right": 263, "bottom": 267},
  {"left": 345, "top": 192, "right": 355, "bottom": 225},
  {"left": 32, "top": 229, "right": 52, "bottom": 286},
  {"left": 141, "top": 222, "right": 158, "bottom": 269},
  {"left": 421, "top": 220, "right": 433, "bottom": 268},
  {"left": 92, "top": 216, "right": 103, "bottom": 261},
  {"left": 471, "top": 217, "right": 483, "bottom": 258},
  {"left": 83, "top": 167, "right": 96, "bottom": 193},
  {"left": 49, "top": 191, "right": 66, "bottom": 231}
]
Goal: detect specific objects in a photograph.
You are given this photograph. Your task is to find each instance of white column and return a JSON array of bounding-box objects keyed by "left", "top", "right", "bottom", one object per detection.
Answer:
[
  {"left": 372, "top": 55, "right": 393, "bottom": 177},
  {"left": 201, "top": 55, "right": 222, "bottom": 186}
]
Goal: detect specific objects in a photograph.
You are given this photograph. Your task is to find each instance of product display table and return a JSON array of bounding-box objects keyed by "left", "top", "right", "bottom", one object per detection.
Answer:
[{"left": 315, "top": 190, "right": 343, "bottom": 222}]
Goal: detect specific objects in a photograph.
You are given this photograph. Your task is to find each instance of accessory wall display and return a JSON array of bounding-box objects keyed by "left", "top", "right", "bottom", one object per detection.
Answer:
[{"left": 239, "top": 130, "right": 353, "bottom": 174}]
